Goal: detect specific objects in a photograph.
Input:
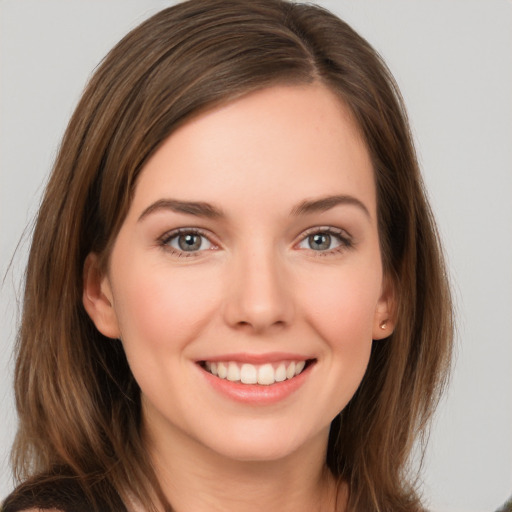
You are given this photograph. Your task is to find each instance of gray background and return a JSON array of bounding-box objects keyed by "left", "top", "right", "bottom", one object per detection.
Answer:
[{"left": 1, "top": 1, "right": 511, "bottom": 511}]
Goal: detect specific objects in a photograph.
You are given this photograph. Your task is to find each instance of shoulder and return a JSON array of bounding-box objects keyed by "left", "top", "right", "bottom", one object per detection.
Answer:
[
  {"left": 2, "top": 473, "right": 127, "bottom": 512},
  {"left": 2, "top": 476, "right": 88, "bottom": 512},
  {"left": 5, "top": 510, "right": 62, "bottom": 512}
]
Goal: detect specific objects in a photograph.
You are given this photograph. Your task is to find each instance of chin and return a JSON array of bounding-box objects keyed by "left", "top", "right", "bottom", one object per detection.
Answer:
[{"left": 198, "top": 420, "right": 327, "bottom": 464}]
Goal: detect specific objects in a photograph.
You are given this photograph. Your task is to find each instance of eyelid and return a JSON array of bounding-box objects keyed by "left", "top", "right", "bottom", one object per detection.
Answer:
[
  {"left": 294, "top": 226, "right": 354, "bottom": 253},
  {"left": 159, "top": 227, "right": 219, "bottom": 255}
]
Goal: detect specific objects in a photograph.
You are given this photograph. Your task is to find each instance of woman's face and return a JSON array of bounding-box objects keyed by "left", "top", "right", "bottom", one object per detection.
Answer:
[{"left": 85, "top": 84, "right": 393, "bottom": 463}]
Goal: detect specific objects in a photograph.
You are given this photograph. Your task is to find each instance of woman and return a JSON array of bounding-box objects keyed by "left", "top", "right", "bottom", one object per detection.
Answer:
[{"left": 3, "top": 0, "right": 453, "bottom": 510}]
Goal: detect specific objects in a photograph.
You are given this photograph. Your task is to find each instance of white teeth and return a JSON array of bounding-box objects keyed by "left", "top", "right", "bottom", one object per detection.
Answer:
[
  {"left": 204, "top": 359, "right": 309, "bottom": 385},
  {"left": 227, "top": 362, "right": 240, "bottom": 382},
  {"left": 257, "top": 364, "right": 275, "bottom": 385},
  {"left": 240, "top": 364, "right": 258, "bottom": 384},
  {"left": 217, "top": 362, "right": 227, "bottom": 379},
  {"left": 295, "top": 360, "right": 306, "bottom": 375},
  {"left": 275, "top": 363, "right": 287, "bottom": 382},
  {"left": 286, "top": 362, "right": 296, "bottom": 379}
]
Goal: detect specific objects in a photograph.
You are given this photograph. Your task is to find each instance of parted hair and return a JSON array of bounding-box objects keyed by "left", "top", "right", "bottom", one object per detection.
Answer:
[{"left": 9, "top": 1, "right": 453, "bottom": 511}]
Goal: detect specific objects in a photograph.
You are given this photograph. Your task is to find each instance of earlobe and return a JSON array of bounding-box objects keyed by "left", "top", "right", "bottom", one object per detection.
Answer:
[
  {"left": 372, "top": 276, "right": 397, "bottom": 340},
  {"left": 82, "top": 253, "right": 121, "bottom": 339}
]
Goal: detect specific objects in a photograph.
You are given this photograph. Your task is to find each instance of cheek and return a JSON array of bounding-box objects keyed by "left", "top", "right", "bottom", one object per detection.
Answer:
[
  {"left": 298, "top": 266, "right": 381, "bottom": 413},
  {"left": 112, "top": 262, "right": 222, "bottom": 353},
  {"left": 299, "top": 263, "right": 381, "bottom": 351}
]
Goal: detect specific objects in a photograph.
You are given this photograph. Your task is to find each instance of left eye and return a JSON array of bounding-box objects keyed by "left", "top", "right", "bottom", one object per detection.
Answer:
[
  {"left": 164, "top": 231, "right": 213, "bottom": 252},
  {"left": 297, "top": 230, "right": 348, "bottom": 251}
]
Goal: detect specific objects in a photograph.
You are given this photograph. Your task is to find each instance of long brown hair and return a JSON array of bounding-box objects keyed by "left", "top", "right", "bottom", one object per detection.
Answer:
[{"left": 10, "top": 1, "right": 453, "bottom": 510}]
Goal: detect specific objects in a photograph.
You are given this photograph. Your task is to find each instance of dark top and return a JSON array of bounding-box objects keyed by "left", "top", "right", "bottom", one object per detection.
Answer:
[{"left": 2, "top": 473, "right": 128, "bottom": 512}]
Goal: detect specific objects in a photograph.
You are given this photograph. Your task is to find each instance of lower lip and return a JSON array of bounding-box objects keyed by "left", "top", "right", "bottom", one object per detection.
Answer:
[{"left": 199, "top": 363, "right": 314, "bottom": 405}]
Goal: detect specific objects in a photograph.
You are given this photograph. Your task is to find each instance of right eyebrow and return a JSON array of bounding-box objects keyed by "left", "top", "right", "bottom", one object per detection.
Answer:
[
  {"left": 138, "top": 199, "right": 224, "bottom": 222},
  {"left": 290, "top": 194, "right": 371, "bottom": 219}
]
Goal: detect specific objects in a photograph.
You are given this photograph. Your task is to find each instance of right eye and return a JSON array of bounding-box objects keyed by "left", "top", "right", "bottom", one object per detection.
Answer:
[
  {"left": 160, "top": 229, "right": 215, "bottom": 255},
  {"left": 295, "top": 226, "right": 353, "bottom": 255}
]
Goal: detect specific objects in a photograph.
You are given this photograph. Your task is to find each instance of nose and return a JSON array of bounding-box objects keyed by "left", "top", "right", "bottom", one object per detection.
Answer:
[{"left": 222, "top": 246, "right": 294, "bottom": 333}]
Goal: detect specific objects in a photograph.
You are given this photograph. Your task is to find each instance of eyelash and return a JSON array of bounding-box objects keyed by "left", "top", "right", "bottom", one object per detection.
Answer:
[
  {"left": 158, "top": 226, "right": 353, "bottom": 257},
  {"left": 296, "top": 226, "right": 354, "bottom": 256},
  {"left": 159, "top": 228, "right": 216, "bottom": 258}
]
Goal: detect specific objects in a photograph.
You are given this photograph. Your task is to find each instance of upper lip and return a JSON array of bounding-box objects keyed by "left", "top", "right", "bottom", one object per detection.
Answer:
[{"left": 196, "top": 352, "right": 314, "bottom": 364}]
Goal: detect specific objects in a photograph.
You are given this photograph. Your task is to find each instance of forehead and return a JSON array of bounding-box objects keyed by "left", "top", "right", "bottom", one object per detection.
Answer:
[{"left": 129, "top": 83, "right": 376, "bottom": 220}]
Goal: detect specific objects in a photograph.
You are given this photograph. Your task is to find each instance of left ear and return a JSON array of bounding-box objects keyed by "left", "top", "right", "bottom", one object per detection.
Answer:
[
  {"left": 372, "top": 275, "right": 397, "bottom": 340},
  {"left": 82, "top": 252, "right": 121, "bottom": 339}
]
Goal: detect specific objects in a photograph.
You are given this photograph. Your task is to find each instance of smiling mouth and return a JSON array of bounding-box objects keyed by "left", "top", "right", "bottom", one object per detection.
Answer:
[{"left": 199, "top": 359, "right": 315, "bottom": 386}]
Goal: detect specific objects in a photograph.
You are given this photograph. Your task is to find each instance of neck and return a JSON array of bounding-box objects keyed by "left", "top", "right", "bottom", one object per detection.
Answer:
[{"left": 142, "top": 419, "right": 346, "bottom": 512}]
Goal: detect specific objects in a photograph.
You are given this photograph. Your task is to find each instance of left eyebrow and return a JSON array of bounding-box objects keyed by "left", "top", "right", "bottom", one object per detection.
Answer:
[
  {"left": 138, "top": 199, "right": 225, "bottom": 222},
  {"left": 290, "top": 194, "right": 371, "bottom": 218}
]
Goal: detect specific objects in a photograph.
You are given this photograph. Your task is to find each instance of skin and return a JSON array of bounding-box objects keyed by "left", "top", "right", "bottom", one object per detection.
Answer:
[{"left": 84, "top": 83, "right": 394, "bottom": 512}]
